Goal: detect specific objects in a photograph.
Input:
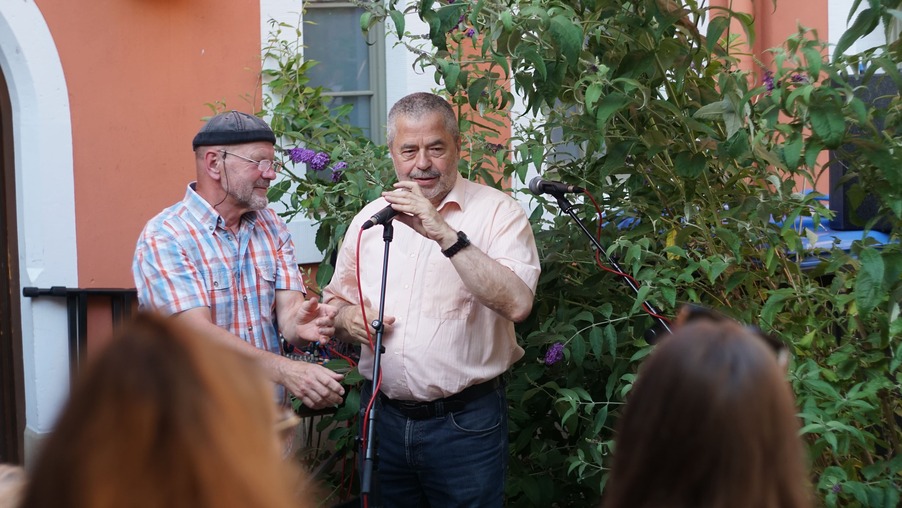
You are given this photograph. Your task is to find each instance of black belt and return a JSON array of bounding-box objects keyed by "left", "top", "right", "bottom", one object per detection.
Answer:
[{"left": 377, "top": 376, "right": 504, "bottom": 420}]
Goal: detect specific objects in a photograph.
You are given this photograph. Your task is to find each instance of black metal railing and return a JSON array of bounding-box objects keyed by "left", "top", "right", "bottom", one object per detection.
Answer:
[{"left": 22, "top": 287, "right": 137, "bottom": 380}]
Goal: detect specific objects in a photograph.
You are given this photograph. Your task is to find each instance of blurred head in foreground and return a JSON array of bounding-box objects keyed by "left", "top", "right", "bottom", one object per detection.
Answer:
[
  {"left": 604, "top": 306, "right": 812, "bottom": 508},
  {"left": 0, "top": 464, "right": 26, "bottom": 508},
  {"left": 21, "top": 312, "right": 311, "bottom": 508}
]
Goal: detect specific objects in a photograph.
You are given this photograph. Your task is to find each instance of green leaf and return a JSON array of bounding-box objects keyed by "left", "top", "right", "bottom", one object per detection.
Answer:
[
  {"left": 389, "top": 9, "right": 406, "bottom": 39},
  {"left": 360, "top": 11, "right": 373, "bottom": 32},
  {"left": 809, "top": 99, "right": 846, "bottom": 149},
  {"left": 673, "top": 151, "right": 707, "bottom": 178},
  {"left": 693, "top": 99, "right": 731, "bottom": 119},
  {"left": 595, "top": 92, "right": 630, "bottom": 127},
  {"left": 761, "top": 288, "right": 793, "bottom": 327},
  {"left": 549, "top": 15, "right": 583, "bottom": 67},
  {"left": 631, "top": 285, "right": 652, "bottom": 315},
  {"left": 705, "top": 16, "right": 729, "bottom": 54},
  {"left": 660, "top": 285, "right": 676, "bottom": 307},
  {"left": 530, "top": 143, "right": 544, "bottom": 173},
  {"left": 593, "top": 405, "right": 608, "bottom": 434},
  {"left": 854, "top": 247, "right": 885, "bottom": 315},
  {"left": 782, "top": 130, "right": 803, "bottom": 170},
  {"left": 585, "top": 83, "right": 603, "bottom": 111},
  {"left": 444, "top": 62, "right": 461, "bottom": 93},
  {"left": 802, "top": 46, "right": 822, "bottom": 79},
  {"left": 604, "top": 324, "right": 617, "bottom": 359},
  {"left": 571, "top": 334, "right": 586, "bottom": 366},
  {"left": 518, "top": 47, "right": 547, "bottom": 80},
  {"left": 500, "top": 11, "right": 513, "bottom": 31},
  {"left": 467, "top": 77, "right": 489, "bottom": 110},
  {"left": 833, "top": 8, "right": 880, "bottom": 61},
  {"left": 589, "top": 326, "right": 603, "bottom": 359}
]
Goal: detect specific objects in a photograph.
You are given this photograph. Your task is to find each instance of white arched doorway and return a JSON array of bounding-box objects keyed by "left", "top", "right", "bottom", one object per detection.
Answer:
[{"left": 0, "top": 1, "right": 78, "bottom": 464}]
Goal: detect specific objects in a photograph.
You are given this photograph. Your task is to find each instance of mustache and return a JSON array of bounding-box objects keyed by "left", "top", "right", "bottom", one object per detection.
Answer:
[{"left": 408, "top": 170, "right": 440, "bottom": 179}]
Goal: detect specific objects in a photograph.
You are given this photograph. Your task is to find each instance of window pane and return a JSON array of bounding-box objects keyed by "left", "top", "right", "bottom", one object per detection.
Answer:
[
  {"left": 305, "top": 8, "right": 370, "bottom": 92},
  {"left": 323, "top": 95, "right": 372, "bottom": 139}
]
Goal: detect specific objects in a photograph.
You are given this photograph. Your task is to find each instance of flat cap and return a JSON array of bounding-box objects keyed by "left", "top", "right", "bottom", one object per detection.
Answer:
[{"left": 192, "top": 110, "right": 276, "bottom": 150}]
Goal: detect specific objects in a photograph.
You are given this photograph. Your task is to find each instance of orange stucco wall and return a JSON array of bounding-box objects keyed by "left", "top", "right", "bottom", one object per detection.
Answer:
[{"left": 36, "top": 0, "right": 264, "bottom": 288}]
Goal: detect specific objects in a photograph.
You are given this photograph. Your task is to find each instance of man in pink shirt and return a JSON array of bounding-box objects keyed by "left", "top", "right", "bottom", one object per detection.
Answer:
[{"left": 324, "top": 93, "right": 541, "bottom": 506}]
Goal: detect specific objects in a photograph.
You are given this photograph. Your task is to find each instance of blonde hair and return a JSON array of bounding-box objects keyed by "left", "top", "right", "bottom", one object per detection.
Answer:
[{"left": 22, "top": 313, "right": 313, "bottom": 508}]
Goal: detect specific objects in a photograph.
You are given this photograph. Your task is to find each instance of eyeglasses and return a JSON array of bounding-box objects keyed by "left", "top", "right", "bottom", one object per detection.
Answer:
[
  {"left": 220, "top": 150, "right": 283, "bottom": 174},
  {"left": 675, "top": 304, "right": 790, "bottom": 367}
]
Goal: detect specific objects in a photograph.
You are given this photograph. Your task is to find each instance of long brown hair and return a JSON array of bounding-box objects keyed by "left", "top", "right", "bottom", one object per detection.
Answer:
[
  {"left": 21, "top": 312, "right": 313, "bottom": 508},
  {"left": 604, "top": 318, "right": 812, "bottom": 508}
]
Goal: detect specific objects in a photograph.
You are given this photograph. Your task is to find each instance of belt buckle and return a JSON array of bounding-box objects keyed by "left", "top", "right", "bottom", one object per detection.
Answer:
[{"left": 395, "top": 400, "right": 432, "bottom": 420}]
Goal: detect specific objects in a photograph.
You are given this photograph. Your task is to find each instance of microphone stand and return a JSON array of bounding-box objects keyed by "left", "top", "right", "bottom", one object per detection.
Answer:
[
  {"left": 360, "top": 220, "right": 392, "bottom": 501},
  {"left": 548, "top": 191, "right": 672, "bottom": 342}
]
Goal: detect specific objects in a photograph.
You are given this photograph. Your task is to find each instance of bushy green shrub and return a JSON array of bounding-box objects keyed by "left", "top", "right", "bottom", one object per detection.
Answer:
[{"left": 262, "top": 2, "right": 901, "bottom": 505}]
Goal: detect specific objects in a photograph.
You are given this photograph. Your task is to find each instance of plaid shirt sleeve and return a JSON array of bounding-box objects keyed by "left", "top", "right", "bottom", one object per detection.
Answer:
[
  {"left": 133, "top": 224, "right": 210, "bottom": 316},
  {"left": 265, "top": 210, "right": 305, "bottom": 294}
]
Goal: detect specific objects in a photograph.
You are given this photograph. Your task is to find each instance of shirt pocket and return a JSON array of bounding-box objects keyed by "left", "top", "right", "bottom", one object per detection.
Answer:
[
  {"left": 422, "top": 258, "right": 474, "bottom": 320},
  {"left": 255, "top": 262, "right": 277, "bottom": 310},
  {"left": 206, "top": 269, "right": 233, "bottom": 323}
]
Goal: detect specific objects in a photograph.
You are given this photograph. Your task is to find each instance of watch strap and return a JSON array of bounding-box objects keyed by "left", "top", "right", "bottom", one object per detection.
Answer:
[{"left": 441, "top": 231, "right": 471, "bottom": 258}]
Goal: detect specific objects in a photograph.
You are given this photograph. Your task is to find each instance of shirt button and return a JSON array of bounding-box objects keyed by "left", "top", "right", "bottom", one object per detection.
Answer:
[
  {"left": 213, "top": 282, "right": 218, "bottom": 287},
  {"left": 243, "top": 295, "right": 248, "bottom": 301},
  {"left": 404, "top": 285, "right": 409, "bottom": 289},
  {"left": 247, "top": 326, "right": 253, "bottom": 331},
  {"left": 208, "top": 226, "right": 214, "bottom": 231}
]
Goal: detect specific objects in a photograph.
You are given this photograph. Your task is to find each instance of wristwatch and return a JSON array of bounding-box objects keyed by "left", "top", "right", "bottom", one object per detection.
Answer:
[{"left": 441, "top": 230, "right": 471, "bottom": 258}]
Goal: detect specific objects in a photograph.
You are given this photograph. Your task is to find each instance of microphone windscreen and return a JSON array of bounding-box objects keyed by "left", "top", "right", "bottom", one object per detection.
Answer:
[{"left": 528, "top": 176, "right": 543, "bottom": 195}]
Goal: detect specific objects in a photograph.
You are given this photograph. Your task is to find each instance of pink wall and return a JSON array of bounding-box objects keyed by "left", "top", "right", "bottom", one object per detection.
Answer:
[{"left": 36, "top": 0, "right": 264, "bottom": 288}]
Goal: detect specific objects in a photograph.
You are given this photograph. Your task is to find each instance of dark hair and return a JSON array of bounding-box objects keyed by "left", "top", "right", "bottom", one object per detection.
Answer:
[
  {"left": 604, "top": 319, "right": 812, "bottom": 508},
  {"left": 21, "top": 313, "right": 311, "bottom": 508},
  {"left": 386, "top": 92, "right": 459, "bottom": 146}
]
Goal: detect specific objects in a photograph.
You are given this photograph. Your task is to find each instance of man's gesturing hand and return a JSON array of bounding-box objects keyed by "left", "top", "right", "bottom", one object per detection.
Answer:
[
  {"left": 333, "top": 304, "right": 395, "bottom": 346},
  {"left": 293, "top": 297, "right": 338, "bottom": 344},
  {"left": 278, "top": 358, "right": 345, "bottom": 409}
]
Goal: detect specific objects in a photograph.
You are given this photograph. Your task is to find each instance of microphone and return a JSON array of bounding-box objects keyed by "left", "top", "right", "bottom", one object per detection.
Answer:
[
  {"left": 528, "top": 176, "right": 584, "bottom": 195},
  {"left": 361, "top": 205, "right": 398, "bottom": 230}
]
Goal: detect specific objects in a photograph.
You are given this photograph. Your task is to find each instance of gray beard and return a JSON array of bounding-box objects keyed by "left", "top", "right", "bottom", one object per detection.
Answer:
[{"left": 229, "top": 186, "right": 268, "bottom": 211}]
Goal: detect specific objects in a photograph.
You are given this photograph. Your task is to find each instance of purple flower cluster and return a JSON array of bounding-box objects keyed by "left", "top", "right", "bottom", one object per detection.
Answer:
[
  {"left": 763, "top": 70, "right": 775, "bottom": 93},
  {"left": 544, "top": 342, "right": 565, "bottom": 366},
  {"left": 484, "top": 142, "right": 504, "bottom": 153},
  {"left": 309, "top": 151, "right": 331, "bottom": 171},
  {"left": 289, "top": 148, "right": 316, "bottom": 164},
  {"left": 465, "top": 27, "right": 476, "bottom": 38},
  {"left": 330, "top": 161, "right": 347, "bottom": 182},
  {"left": 790, "top": 73, "right": 809, "bottom": 84},
  {"left": 286, "top": 146, "right": 347, "bottom": 182}
]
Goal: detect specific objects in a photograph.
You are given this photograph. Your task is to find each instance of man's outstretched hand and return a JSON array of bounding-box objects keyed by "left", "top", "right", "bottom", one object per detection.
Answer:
[{"left": 293, "top": 296, "right": 338, "bottom": 344}]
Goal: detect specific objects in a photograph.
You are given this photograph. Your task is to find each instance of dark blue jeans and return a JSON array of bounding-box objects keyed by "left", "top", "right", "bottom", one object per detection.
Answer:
[{"left": 358, "top": 381, "right": 508, "bottom": 507}]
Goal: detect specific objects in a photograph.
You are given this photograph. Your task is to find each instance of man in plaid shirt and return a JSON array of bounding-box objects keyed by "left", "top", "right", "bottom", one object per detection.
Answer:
[{"left": 133, "top": 111, "right": 344, "bottom": 409}]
